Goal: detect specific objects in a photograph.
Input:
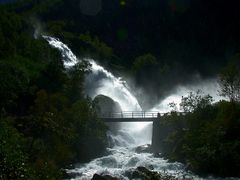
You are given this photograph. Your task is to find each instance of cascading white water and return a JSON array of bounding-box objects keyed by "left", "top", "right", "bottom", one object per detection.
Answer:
[
  {"left": 85, "top": 59, "right": 141, "bottom": 111},
  {"left": 43, "top": 35, "right": 151, "bottom": 143},
  {"left": 42, "top": 36, "right": 141, "bottom": 111},
  {"left": 42, "top": 36, "right": 151, "bottom": 141},
  {"left": 42, "top": 35, "right": 187, "bottom": 178},
  {"left": 42, "top": 35, "right": 229, "bottom": 180},
  {"left": 42, "top": 36, "right": 240, "bottom": 180},
  {"left": 43, "top": 36, "right": 78, "bottom": 67}
]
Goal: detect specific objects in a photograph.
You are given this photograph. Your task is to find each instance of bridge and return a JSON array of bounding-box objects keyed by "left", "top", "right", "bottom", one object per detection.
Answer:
[
  {"left": 100, "top": 111, "right": 185, "bottom": 122},
  {"left": 100, "top": 111, "right": 186, "bottom": 153}
]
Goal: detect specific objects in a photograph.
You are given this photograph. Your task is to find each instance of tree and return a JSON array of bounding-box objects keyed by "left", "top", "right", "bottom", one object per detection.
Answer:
[
  {"left": 180, "top": 90, "right": 213, "bottom": 112},
  {"left": 0, "top": 118, "right": 34, "bottom": 179},
  {"left": 218, "top": 62, "right": 240, "bottom": 102},
  {"left": 168, "top": 102, "right": 177, "bottom": 112},
  {"left": 132, "top": 53, "right": 158, "bottom": 74},
  {"left": 79, "top": 32, "right": 113, "bottom": 60}
]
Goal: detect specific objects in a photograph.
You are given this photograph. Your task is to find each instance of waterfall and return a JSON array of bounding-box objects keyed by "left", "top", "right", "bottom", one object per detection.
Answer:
[
  {"left": 42, "top": 36, "right": 231, "bottom": 180},
  {"left": 85, "top": 59, "right": 141, "bottom": 111},
  {"left": 42, "top": 36, "right": 78, "bottom": 67},
  {"left": 42, "top": 35, "right": 202, "bottom": 179},
  {"left": 42, "top": 35, "right": 151, "bottom": 144},
  {"left": 43, "top": 35, "right": 141, "bottom": 111}
]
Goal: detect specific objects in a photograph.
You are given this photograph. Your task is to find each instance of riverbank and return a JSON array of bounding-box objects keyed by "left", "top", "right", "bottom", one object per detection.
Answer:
[{"left": 151, "top": 97, "right": 240, "bottom": 178}]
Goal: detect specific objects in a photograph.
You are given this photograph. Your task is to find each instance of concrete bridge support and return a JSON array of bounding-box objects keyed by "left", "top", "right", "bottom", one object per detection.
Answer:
[{"left": 151, "top": 115, "right": 161, "bottom": 153}]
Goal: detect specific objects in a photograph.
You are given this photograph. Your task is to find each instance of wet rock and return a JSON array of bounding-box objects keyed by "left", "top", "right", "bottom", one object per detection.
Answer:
[
  {"left": 131, "top": 166, "right": 159, "bottom": 179},
  {"left": 153, "top": 152, "right": 162, "bottom": 158},
  {"left": 148, "top": 165, "right": 154, "bottom": 170},
  {"left": 135, "top": 144, "right": 152, "bottom": 153},
  {"left": 127, "top": 166, "right": 177, "bottom": 180},
  {"left": 93, "top": 95, "right": 122, "bottom": 115},
  {"left": 92, "top": 174, "right": 105, "bottom": 180},
  {"left": 103, "top": 175, "right": 118, "bottom": 180},
  {"left": 93, "top": 94, "right": 122, "bottom": 132},
  {"left": 91, "top": 174, "right": 118, "bottom": 180}
]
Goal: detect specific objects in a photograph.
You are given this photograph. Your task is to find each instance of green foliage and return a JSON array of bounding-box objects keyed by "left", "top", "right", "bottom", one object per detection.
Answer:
[
  {"left": 155, "top": 92, "right": 240, "bottom": 177},
  {"left": 180, "top": 90, "right": 213, "bottom": 112},
  {"left": 218, "top": 62, "right": 240, "bottom": 102},
  {"left": 65, "top": 61, "right": 90, "bottom": 102},
  {"left": 0, "top": 119, "right": 35, "bottom": 180},
  {"left": 132, "top": 53, "right": 158, "bottom": 74},
  {"left": 0, "top": 10, "right": 107, "bottom": 179},
  {"left": 78, "top": 32, "right": 113, "bottom": 60},
  {"left": 0, "top": 59, "right": 29, "bottom": 110},
  {"left": 179, "top": 102, "right": 240, "bottom": 176},
  {"left": 0, "top": 10, "right": 22, "bottom": 57},
  {"left": 65, "top": 98, "right": 107, "bottom": 161},
  {"left": 47, "top": 21, "right": 67, "bottom": 36}
]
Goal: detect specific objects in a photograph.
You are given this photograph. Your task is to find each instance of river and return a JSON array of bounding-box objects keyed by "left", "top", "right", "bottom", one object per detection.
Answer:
[{"left": 43, "top": 36, "right": 236, "bottom": 180}]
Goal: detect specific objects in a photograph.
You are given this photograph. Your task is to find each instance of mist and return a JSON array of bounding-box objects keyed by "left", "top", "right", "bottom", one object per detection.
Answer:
[{"left": 150, "top": 77, "right": 226, "bottom": 113}]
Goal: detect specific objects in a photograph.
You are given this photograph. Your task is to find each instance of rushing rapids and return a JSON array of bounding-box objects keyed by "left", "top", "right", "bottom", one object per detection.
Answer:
[{"left": 66, "top": 130, "right": 193, "bottom": 179}]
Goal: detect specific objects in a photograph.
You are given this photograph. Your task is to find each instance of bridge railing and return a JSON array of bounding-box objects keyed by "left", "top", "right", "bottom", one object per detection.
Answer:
[
  {"left": 100, "top": 111, "right": 161, "bottom": 119},
  {"left": 99, "top": 111, "right": 187, "bottom": 119}
]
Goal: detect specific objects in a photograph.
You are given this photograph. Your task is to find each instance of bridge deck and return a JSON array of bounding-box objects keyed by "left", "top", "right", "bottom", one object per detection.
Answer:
[
  {"left": 103, "top": 117, "right": 158, "bottom": 122},
  {"left": 100, "top": 111, "right": 185, "bottom": 122}
]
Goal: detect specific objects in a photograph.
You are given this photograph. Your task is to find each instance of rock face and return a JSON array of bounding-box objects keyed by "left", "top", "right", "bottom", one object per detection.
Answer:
[{"left": 93, "top": 95, "right": 122, "bottom": 115}]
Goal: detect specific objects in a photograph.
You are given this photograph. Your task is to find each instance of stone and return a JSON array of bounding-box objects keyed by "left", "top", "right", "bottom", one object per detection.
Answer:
[
  {"left": 91, "top": 173, "right": 118, "bottom": 180},
  {"left": 135, "top": 144, "right": 152, "bottom": 153},
  {"left": 92, "top": 174, "right": 105, "bottom": 180},
  {"left": 127, "top": 166, "right": 177, "bottom": 180},
  {"left": 93, "top": 94, "right": 122, "bottom": 132},
  {"left": 93, "top": 95, "right": 122, "bottom": 115}
]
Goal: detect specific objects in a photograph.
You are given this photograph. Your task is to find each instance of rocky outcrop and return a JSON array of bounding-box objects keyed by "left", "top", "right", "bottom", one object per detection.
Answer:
[
  {"left": 93, "top": 95, "right": 122, "bottom": 132},
  {"left": 93, "top": 95, "right": 122, "bottom": 115}
]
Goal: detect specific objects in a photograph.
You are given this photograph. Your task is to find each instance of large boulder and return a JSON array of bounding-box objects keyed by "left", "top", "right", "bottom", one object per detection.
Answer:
[
  {"left": 126, "top": 166, "right": 177, "bottom": 180},
  {"left": 93, "top": 95, "right": 122, "bottom": 116},
  {"left": 93, "top": 95, "right": 122, "bottom": 132},
  {"left": 91, "top": 174, "right": 118, "bottom": 180}
]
